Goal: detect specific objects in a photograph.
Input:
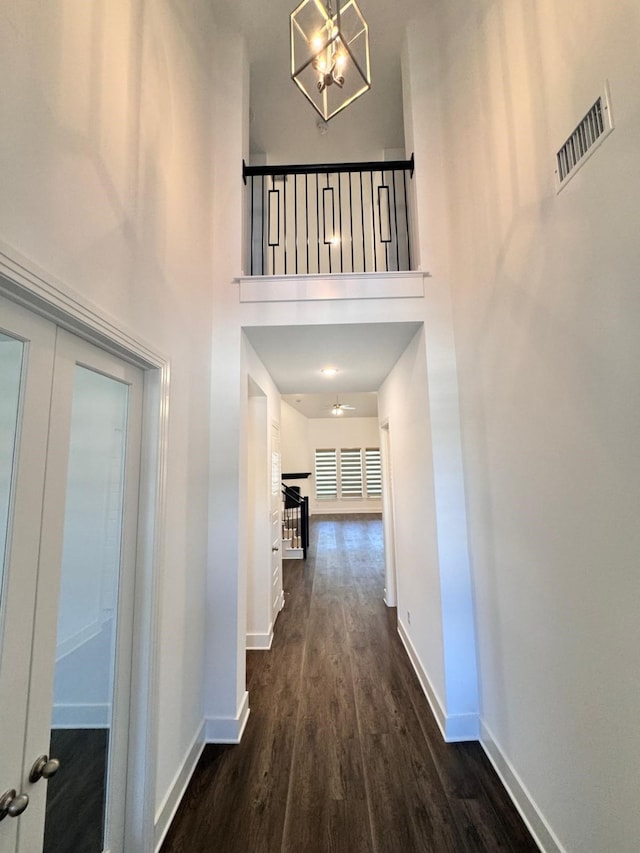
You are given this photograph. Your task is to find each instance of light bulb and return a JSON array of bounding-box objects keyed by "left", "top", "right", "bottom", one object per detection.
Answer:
[{"left": 335, "top": 50, "right": 347, "bottom": 74}]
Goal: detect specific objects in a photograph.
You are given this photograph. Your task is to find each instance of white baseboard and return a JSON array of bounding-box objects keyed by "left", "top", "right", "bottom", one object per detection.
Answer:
[
  {"left": 247, "top": 627, "right": 274, "bottom": 650},
  {"left": 205, "top": 691, "right": 250, "bottom": 744},
  {"left": 397, "top": 618, "right": 479, "bottom": 742},
  {"left": 52, "top": 703, "right": 110, "bottom": 728},
  {"left": 154, "top": 720, "right": 205, "bottom": 852},
  {"left": 480, "top": 720, "right": 565, "bottom": 853},
  {"left": 283, "top": 548, "right": 304, "bottom": 559}
]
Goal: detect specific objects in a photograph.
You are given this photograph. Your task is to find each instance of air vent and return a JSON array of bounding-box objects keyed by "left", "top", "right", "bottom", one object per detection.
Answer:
[{"left": 555, "top": 83, "right": 614, "bottom": 191}]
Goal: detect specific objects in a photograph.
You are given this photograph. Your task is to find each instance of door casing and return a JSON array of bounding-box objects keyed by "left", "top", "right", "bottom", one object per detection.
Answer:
[{"left": 0, "top": 245, "right": 169, "bottom": 851}]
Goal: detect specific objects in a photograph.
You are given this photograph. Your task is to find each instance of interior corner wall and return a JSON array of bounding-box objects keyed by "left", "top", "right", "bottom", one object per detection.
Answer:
[
  {"left": 206, "top": 24, "right": 250, "bottom": 741},
  {"left": 377, "top": 328, "right": 447, "bottom": 721},
  {"left": 0, "top": 0, "right": 218, "bottom": 836},
  {"left": 408, "top": 2, "right": 640, "bottom": 850}
]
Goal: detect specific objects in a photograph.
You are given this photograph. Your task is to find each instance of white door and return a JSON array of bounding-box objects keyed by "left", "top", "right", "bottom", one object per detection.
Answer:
[
  {"left": 0, "top": 297, "right": 142, "bottom": 852},
  {"left": 270, "top": 421, "right": 283, "bottom": 620},
  {"left": 0, "top": 303, "right": 56, "bottom": 853}
]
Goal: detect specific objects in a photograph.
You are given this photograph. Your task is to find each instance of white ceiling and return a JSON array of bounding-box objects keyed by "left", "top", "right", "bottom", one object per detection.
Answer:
[
  {"left": 212, "top": 0, "right": 427, "bottom": 162},
  {"left": 244, "top": 322, "right": 421, "bottom": 418}
]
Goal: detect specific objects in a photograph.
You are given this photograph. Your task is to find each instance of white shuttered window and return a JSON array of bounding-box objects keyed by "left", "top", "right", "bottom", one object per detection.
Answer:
[
  {"left": 340, "top": 448, "right": 363, "bottom": 498},
  {"left": 315, "top": 447, "right": 381, "bottom": 500},
  {"left": 365, "top": 448, "right": 382, "bottom": 497},
  {"left": 315, "top": 449, "right": 338, "bottom": 498}
]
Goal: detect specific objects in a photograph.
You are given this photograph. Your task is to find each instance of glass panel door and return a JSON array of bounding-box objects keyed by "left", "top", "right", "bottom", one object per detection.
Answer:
[
  {"left": 0, "top": 333, "right": 25, "bottom": 853},
  {"left": 19, "top": 329, "right": 143, "bottom": 853},
  {"left": 0, "top": 299, "right": 57, "bottom": 853},
  {"left": 0, "top": 333, "right": 24, "bottom": 614},
  {"left": 42, "top": 366, "right": 129, "bottom": 853},
  {"left": 0, "top": 298, "right": 144, "bottom": 853}
]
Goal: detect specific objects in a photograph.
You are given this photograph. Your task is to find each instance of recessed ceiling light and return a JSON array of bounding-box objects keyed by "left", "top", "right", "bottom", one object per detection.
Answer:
[{"left": 320, "top": 367, "right": 339, "bottom": 377}]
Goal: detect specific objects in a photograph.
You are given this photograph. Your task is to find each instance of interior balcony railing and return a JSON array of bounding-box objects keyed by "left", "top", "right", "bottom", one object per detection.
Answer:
[{"left": 242, "top": 155, "right": 415, "bottom": 276}]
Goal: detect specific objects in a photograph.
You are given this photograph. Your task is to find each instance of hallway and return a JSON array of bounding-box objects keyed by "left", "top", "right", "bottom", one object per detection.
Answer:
[{"left": 161, "top": 516, "right": 538, "bottom": 852}]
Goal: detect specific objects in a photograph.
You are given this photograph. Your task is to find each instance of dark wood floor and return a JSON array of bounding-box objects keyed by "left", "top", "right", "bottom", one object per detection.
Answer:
[
  {"left": 44, "top": 728, "right": 107, "bottom": 853},
  {"left": 162, "top": 515, "right": 539, "bottom": 853}
]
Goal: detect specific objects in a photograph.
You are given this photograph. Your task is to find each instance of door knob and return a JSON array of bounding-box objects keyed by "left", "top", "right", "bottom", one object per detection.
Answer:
[
  {"left": 0, "top": 789, "right": 29, "bottom": 821},
  {"left": 272, "top": 545, "right": 279, "bottom": 552},
  {"left": 29, "top": 755, "right": 61, "bottom": 783}
]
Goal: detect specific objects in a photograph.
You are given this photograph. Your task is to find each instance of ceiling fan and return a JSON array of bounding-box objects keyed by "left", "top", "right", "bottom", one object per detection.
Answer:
[{"left": 325, "top": 397, "right": 356, "bottom": 416}]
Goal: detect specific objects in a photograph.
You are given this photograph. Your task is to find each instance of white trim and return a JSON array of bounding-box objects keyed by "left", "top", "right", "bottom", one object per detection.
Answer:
[
  {"left": 247, "top": 627, "right": 274, "bottom": 650},
  {"left": 397, "top": 618, "right": 479, "bottom": 743},
  {"left": 445, "top": 712, "right": 479, "bottom": 742},
  {"left": 480, "top": 719, "right": 564, "bottom": 853},
  {"left": 283, "top": 547, "right": 304, "bottom": 559},
  {"left": 205, "top": 691, "right": 250, "bottom": 744},
  {"left": 311, "top": 508, "right": 382, "bottom": 516},
  {"left": 0, "top": 244, "right": 164, "bottom": 368},
  {"left": 0, "top": 240, "right": 167, "bottom": 853},
  {"left": 153, "top": 720, "right": 206, "bottom": 853},
  {"left": 379, "top": 418, "right": 398, "bottom": 608},
  {"left": 128, "top": 363, "right": 170, "bottom": 852},
  {"left": 237, "top": 270, "right": 428, "bottom": 303},
  {"left": 52, "top": 703, "right": 110, "bottom": 729},
  {"left": 397, "top": 618, "right": 447, "bottom": 738}
]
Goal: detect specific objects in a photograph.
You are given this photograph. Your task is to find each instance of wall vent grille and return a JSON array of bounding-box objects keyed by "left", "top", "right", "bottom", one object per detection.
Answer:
[{"left": 556, "top": 84, "right": 614, "bottom": 191}]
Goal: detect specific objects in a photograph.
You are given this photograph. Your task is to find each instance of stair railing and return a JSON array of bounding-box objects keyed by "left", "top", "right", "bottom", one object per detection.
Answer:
[
  {"left": 281, "top": 484, "right": 309, "bottom": 560},
  {"left": 243, "top": 155, "right": 415, "bottom": 277}
]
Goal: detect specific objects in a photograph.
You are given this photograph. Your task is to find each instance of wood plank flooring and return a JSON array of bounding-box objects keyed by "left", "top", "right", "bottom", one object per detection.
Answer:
[
  {"left": 161, "top": 515, "right": 539, "bottom": 853},
  {"left": 44, "top": 728, "right": 107, "bottom": 853}
]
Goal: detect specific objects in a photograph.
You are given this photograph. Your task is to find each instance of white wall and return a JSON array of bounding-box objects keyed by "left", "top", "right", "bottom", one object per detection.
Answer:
[
  {"left": 378, "top": 325, "right": 478, "bottom": 741},
  {"left": 205, "top": 27, "right": 251, "bottom": 745},
  {"left": 281, "top": 400, "right": 311, "bottom": 479},
  {"left": 281, "top": 400, "right": 312, "bottom": 502},
  {"left": 406, "top": 2, "right": 640, "bottom": 850},
  {"left": 307, "top": 416, "right": 382, "bottom": 515},
  {"left": 378, "top": 329, "right": 445, "bottom": 705},
  {"left": 0, "top": 0, "right": 216, "bottom": 834}
]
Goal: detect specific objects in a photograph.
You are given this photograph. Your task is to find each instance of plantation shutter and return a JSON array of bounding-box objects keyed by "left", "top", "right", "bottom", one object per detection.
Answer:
[
  {"left": 365, "top": 448, "right": 382, "bottom": 497},
  {"left": 340, "top": 448, "right": 363, "bottom": 498},
  {"left": 315, "top": 449, "right": 337, "bottom": 498}
]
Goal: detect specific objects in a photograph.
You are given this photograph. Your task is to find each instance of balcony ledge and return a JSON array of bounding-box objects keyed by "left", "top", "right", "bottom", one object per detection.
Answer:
[{"left": 236, "top": 270, "right": 429, "bottom": 304}]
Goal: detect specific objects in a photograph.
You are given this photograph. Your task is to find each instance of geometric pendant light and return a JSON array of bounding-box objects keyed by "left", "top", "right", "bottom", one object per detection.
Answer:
[{"left": 290, "top": 0, "right": 371, "bottom": 121}]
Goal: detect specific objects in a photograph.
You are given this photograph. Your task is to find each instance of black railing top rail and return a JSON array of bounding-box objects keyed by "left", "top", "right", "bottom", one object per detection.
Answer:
[
  {"left": 282, "top": 483, "right": 305, "bottom": 505},
  {"left": 243, "top": 153, "right": 414, "bottom": 184}
]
